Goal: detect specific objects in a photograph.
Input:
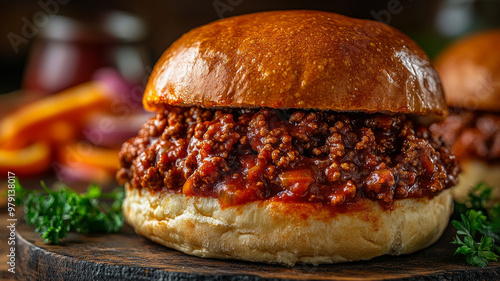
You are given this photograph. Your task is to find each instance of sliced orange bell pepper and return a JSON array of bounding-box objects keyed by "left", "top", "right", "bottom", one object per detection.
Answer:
[
  {"left": 47, "top": 120, "right": 78, "bottom": 146},
  {"left": 0, "top": 82, "right": 112, "bottom": 150},
  {"left": 57, "top": 142, "right": 120, "bottom": 173},
  {"left": 0, "top": 142, "right": 51, "bottom": 176}
]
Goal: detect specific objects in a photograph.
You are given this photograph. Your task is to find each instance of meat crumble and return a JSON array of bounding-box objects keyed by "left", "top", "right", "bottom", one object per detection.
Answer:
[
  {"left": 430, "top": 108, "right": 500, "bottom": 162},
  {"left": 117, "top": 106, "right": 459, "bottom": 207}
]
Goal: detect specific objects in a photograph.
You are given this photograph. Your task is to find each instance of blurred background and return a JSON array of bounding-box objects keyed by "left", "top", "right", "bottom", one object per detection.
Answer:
[{"left": 0, "top": 0, "right": 499, "bottom": 187}]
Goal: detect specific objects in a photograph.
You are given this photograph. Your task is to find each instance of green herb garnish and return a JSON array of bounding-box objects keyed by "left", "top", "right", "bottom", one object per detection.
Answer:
[
  {"left": 15, "top": 179, "right": 124, "bottom": 244},
  {"left": 452, "top": 183, "right": 500, "bottom": 267}
]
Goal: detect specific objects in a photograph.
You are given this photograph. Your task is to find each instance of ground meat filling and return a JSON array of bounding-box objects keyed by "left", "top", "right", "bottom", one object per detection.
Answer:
[
  {"left": 117, "top": 106, "right": 459, "bottom": 207},
  {"left": 430, "top": 108, "right": 500, "bottom": 162}
]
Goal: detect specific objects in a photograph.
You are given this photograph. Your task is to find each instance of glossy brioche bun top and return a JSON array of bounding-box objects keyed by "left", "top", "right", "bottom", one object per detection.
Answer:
[
  {"left": 435, "top": 29, "right": 500, "bottom": 111},
  {"left": 144, "top": 10, "right": 446, "bottom": 117}
]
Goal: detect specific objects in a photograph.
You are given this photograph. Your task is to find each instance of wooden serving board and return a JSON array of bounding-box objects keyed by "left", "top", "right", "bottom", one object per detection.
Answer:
[{"left": 15, "top": 221, "right": 500, "bottom": 281}]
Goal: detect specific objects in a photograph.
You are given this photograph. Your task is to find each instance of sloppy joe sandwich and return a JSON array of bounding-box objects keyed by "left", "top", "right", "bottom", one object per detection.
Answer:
[
  {"left": 117, "top": 10, "right": 459, "bottom": 265},
  {"left": 430, "top": 29, "right": 500, "bottom": 201}
]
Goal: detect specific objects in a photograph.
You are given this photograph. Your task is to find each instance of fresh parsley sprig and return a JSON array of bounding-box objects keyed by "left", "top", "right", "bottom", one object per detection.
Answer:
[
  {"left": 452, "top": 183, "right": 500, "bottom": 267},
  {"left": 452, "top": 210, "right": 499, "bottom": 267},
  {"left": 15, "top": 179, "right": 124, "bottom": 244}
]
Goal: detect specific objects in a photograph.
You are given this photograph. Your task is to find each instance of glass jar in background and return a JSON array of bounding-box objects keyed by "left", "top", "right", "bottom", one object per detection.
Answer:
[
  {"left": 22, "top": 10, "right": 151, "bottom": 95},
  {"left": 436, "top": 0, "right": 500, "bottom": 38},
  {"left": 422, "top": 0, "right": 500, "bottom": 59}
]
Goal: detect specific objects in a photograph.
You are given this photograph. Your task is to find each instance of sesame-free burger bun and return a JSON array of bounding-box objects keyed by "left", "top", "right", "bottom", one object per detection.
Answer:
[
  {"left": 435, "top": 29, "right": 500, "bottom": 111},
  {"left": 143, "top": 10, "right": 446, "bottom": 117},
  {"left": 124, "top": 185, "right": 452, "bottom": 266}
]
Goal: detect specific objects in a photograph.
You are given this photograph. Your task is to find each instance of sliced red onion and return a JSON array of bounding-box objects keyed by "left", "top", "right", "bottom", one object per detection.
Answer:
[
  {"left": 54, "top": 163, "right": 114, "bottom": 185},
  {"left": 93, "top": 67, "right": 144, "bottom": 110},
  {"left": 82, "top": 112, "right": 153, "bottom": 148}
]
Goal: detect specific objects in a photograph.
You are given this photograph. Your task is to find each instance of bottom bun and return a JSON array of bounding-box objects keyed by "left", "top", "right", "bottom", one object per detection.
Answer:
[
  {"left": 452, "top": 160, "right": 500, "bottom": 202},
  {"left": 123, "top": 185, "right": 452, "bottom": 266}
]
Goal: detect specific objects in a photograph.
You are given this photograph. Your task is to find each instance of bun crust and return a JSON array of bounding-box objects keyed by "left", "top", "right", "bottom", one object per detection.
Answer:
[
  {"left": 123, "top": 185, "right": 452, "bottom": 265},
  {"left": 451, "top": 160, "right": 500, "bottom": 201},
  {"left": 144, "top": 10, "right": 446, "bottom": 117},
  {"left": 435, "top": 29, "right": 500, "bottom": 111}
]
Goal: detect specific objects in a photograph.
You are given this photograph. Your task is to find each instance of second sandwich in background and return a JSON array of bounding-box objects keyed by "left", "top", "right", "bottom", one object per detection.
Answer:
[{"left": 431, "top": 29, "right": 500, "bottom": 201}]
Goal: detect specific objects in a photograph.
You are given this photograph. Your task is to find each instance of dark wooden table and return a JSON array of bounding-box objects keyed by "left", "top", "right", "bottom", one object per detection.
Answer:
[{"left": 13, "top": 217, "right": 500, "bottom": 281}]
